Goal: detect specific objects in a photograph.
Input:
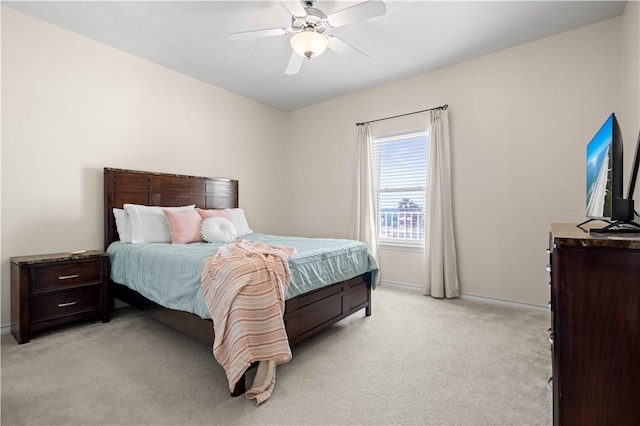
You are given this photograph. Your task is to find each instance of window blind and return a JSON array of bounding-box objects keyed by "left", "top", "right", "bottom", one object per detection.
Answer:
[{"left": 372, "top": 132, "right": 428, "bottom": 242}]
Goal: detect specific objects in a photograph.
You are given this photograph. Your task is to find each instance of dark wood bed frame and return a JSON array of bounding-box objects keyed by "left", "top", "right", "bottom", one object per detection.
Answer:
[{"left": 103, "top": 168, "right": 372, "bottom": 395}]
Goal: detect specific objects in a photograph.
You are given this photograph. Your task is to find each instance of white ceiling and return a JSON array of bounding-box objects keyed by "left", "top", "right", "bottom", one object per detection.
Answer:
[{"left": 5, "top": 1, "right": 627, "bottom": 111}]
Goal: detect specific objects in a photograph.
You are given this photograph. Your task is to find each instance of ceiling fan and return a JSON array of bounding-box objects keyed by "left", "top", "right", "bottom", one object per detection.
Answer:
[{"left": 228, "top": 0, "right": 386, "bottom": 75}]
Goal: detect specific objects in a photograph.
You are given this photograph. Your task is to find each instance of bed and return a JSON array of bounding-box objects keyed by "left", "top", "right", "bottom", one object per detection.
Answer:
[{"left": 103, "top": 167, "right": 376, "bottom": 396}]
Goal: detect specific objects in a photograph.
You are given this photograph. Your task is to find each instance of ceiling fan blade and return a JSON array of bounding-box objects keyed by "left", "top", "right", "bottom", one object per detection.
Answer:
[
  {"left": 326, "top": 0, "right": 386, "bottom": 28},
  {"left": 327, "top": 36, "right": 369, "bottom": 57},
  {"left": 228, "top": 28, "right": 288, "bottom": 41},
  {"left": 281, "top": 0, "right": 307, "bottom": 17},
  {"left": 285, "top": 52, "right": 304, "bottom": 75}
]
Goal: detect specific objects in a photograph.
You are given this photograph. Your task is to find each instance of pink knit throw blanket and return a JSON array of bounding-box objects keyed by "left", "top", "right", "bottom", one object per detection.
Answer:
[{"left": 201, "top": 240, "right": 296, "bottom": 405}]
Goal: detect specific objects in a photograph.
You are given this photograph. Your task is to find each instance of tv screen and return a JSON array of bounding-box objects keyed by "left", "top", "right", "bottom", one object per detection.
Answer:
[{"left": 586, "top": 113, "right": 623, "bottom": 219}]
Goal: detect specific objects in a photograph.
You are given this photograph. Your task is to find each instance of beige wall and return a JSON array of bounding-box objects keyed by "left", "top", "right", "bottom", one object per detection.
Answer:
[
  {"left": 621, "top": 0, "right": 640, "bottom": 202},
  {"left": 285, "top": 17, "right": 624, "bottom": 306},
  {"left": 0, "top": 8, "right": 288, "bottom": 328}
]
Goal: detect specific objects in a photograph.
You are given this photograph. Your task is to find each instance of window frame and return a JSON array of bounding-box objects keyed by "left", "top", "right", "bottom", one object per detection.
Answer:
[{"left": 372, "top": 130, "right": 428, "bottom": 250}]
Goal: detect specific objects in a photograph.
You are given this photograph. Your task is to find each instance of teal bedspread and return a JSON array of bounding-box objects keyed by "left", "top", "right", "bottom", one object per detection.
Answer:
[{"left": 107, "top": 234, "right": 378, "bottom": 319}]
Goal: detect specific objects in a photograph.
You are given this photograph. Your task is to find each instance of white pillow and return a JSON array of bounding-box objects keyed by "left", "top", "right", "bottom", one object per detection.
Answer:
[
  {"left": 200, "top": 217, "right": 238, "bottom": 243},
  {"left": 113, "top": 208, "right": 132, "bottom": 243},
  {"left": 124, "top": 204, "right": 195, "bottom": 243},
  {"left": 228, "top": 208, "right": 253, "bottom": 236}
]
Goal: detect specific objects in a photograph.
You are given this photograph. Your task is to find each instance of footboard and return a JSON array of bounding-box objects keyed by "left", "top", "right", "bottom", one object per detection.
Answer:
[
  {"left": 284, "top": 272, "right": 372, "bottom": 346},
  {"left": 110, "top": 271, "right": 372, "bottom": 349}
]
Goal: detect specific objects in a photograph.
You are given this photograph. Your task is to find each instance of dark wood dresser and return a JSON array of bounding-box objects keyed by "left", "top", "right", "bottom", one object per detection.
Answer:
[
  {"left": 11, "top": 250, "right": 110, "bottom": 344},
  {"left": 548, "top": 224, "right": 640, "bottom": 426}
]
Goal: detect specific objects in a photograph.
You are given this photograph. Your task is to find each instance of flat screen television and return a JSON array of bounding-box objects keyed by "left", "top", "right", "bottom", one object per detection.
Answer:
[
  {"left": 581, "top": 113, "right": 640, "bottom": 232},
  {"left": 585, "top": 114, "right": 622, "bottom": 219}
]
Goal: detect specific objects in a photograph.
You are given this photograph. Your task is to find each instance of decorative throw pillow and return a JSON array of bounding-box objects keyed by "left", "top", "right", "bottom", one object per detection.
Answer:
[
  {"left": 200, "top": 217, "right": 238, "bottom": 243},
  {"left": 196, "top": 208, "right": 232, "bottom": 221},
  {"left": 124, "top": 204, "right": 195, "bottom": 243},
  {"left": 113, "top": 208, "right": 132, "bottom": 243},
  {"left": 162, "top": 209, "right": 203, "bottom": 244},
  {"left": 228, "top": 208, "right": 253, "bottom": 236}
]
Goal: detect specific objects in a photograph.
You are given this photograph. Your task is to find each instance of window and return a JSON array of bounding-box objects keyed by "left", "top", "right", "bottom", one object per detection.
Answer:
[{"left": 372, "top": 131, "right": 428, "bottom": 247}]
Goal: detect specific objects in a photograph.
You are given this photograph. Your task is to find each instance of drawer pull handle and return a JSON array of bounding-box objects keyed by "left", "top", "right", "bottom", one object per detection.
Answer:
[
  {"left": 58, "top": 301, "right": 78, "bottom": 308},
  {"left": 58, "top": 274, "right": 80, "bottom": 280}
]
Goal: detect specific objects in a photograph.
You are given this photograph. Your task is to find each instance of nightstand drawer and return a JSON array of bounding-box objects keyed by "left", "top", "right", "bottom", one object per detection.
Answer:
[
  {"left": 32, "top": 286, "right": 102, "bottom": 322},
  {"left": 31, "top": 262, "right": 103, "bottom": 293}
]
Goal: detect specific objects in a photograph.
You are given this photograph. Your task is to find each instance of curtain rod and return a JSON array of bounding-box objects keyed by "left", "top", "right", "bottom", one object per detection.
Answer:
[{"left": 355, "top": 104, "right": 448, "bottom": 126}]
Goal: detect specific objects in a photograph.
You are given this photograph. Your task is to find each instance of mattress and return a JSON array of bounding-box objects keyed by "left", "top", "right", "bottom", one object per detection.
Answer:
[{"left": 107, "top": 233, "right": 379, "bottom": 319}]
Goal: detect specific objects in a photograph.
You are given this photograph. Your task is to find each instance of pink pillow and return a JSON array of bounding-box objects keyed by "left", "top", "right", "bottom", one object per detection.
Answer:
[
  {"left": 162, "top": 209, "right": 203, "bottom": 244},
  {"left": 197, "top": 208, "right": 231, "bottom": 221}
]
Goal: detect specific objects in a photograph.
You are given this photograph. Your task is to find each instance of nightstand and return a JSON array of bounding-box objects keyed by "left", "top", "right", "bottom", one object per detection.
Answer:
[{"left": 11, "top": 250, "right": 110, "bottom": 344}]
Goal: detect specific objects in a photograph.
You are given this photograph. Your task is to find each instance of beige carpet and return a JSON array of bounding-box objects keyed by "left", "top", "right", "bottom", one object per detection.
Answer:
[{"left": 1, "top": 286, "right": 552, "bottom": 425}]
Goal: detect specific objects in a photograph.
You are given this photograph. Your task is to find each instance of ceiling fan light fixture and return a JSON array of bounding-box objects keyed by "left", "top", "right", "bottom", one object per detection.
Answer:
[{"left": 290, "top": 30, "right": 328, "bottom": 59}]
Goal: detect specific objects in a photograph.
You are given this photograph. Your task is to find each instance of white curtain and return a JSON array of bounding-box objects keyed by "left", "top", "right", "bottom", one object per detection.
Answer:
[
  {"left": 423, "top": 109, "right": 460, "bottom": 298},
  {"left": 350, "top": 123, "right": 378, "bottom": 262}
]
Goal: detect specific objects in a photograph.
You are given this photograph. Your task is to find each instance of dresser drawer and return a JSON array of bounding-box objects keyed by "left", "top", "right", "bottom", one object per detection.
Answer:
[
  {"left": 31, "top": 286, "right": 102, "bottom": 322},
  {"left": 31, "top": 261, "right": 103, "bottom": 293}
]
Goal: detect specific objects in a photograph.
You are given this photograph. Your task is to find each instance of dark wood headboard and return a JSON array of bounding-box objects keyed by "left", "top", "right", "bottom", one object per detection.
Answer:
[{"left": 104, "top": 168, "right": 239, "bottom": 249}]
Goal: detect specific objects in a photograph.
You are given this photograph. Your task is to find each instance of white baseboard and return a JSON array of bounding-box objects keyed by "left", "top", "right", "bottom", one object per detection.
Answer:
[
  {"left": 379, "top": 280, "right": 422, "bottom": 292},
  {"left": 379, "top": 280, "right": 548, "bottom": 311},
  {"left": 459, "top": 293, "right": 548, "bottom": 311},
  {"left": 1, "top": 324, "right": 11, "bottom": 336}
]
